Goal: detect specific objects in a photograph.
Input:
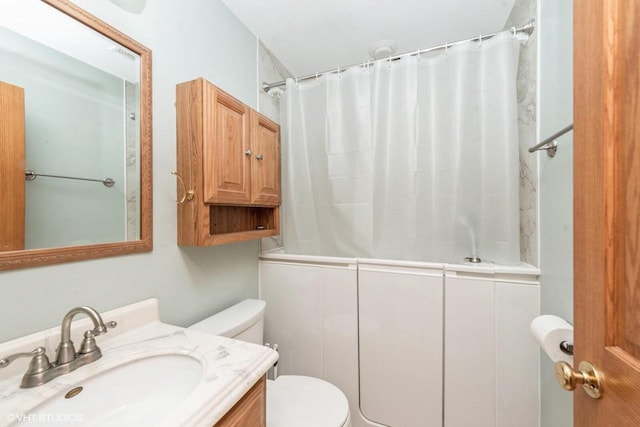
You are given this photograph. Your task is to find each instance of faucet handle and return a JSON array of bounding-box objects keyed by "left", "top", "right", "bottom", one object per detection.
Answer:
[
  {"left": 79, "top": 330, "right": 98, "bottom": 355},
  {"left": 0, "top": 347, "right": 52, "bottom": 375}
]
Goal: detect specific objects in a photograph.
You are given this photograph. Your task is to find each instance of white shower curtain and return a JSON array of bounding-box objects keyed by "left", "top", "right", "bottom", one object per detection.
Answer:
[{"left": 282, "top": 32, "right": 524, "bottom": 265}]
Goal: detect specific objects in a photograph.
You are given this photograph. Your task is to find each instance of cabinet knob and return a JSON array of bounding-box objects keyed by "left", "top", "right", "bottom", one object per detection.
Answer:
[
  {"left": 245, "top": 150, "right": 252, "bottom": 156},
  {"left": 256, "top": 154, "right": 264, "bottom": 161}
]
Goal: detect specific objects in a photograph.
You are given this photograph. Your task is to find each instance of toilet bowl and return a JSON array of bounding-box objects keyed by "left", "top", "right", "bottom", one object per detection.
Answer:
[{"left": 189, "top": 299, "right": 351, "bottom": 427}]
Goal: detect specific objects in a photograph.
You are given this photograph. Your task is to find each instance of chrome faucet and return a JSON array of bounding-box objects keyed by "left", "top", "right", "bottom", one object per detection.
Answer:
[{"left": 0, "top": 306, "right": 116, "bottom": 388}]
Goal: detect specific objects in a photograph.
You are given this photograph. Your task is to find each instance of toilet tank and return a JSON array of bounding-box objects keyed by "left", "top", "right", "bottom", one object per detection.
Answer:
[{"left": 188, "top": 299, "right": 265, "bottom": 345}]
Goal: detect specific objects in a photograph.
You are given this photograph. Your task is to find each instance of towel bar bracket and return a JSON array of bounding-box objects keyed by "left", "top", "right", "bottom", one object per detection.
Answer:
[{"left": 543, "top": 140, "right": 558, "bottom": 157}]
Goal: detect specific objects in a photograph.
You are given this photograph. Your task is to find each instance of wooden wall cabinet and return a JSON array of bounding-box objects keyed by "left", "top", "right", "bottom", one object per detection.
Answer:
[{"left": 176, "top": 78, "right": 280, "bottom": 246}]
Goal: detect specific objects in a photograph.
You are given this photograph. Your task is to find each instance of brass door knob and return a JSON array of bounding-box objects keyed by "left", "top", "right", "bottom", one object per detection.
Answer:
[{"left": 554, "top": 360, "right": 604, "bottom": 399}]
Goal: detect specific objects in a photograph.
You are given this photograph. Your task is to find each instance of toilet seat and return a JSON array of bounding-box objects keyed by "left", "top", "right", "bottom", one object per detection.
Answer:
[{"left": 267, "top": 375, "right": 351, "bottom": 427}]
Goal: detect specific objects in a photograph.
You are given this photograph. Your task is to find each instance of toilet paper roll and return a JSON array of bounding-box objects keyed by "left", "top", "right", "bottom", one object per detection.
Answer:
[{"left": 530, "top": 315, "right": 574, "bottom": 364}]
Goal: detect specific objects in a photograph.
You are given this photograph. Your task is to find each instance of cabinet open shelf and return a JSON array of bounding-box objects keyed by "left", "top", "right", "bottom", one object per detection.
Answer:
[{"left": 208, "top": 206, "right": 279, "bottom": 244}]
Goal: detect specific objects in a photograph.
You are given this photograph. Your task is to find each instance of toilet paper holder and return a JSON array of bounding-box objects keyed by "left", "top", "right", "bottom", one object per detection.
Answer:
[{"left": 559, "top": 340, "right": 574, "bottom": 356}]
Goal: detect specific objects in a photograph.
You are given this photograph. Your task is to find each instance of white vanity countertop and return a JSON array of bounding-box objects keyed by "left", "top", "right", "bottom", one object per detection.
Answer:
[{"left": 0, "top": 299, "right": 278, "bottom": 427}]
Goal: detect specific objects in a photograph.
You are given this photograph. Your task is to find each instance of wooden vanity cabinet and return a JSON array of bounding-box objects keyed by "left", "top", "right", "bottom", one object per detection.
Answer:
[
  {"left": 215, "top": 376, "right": 266, "bottom": 427},
  {"left": 176, "top": 78, "right": 280, "bottom": 246}
]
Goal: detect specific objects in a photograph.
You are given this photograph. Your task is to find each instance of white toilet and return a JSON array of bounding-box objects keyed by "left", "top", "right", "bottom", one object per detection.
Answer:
[{"left": 189, "top": 299, "right": 352, "bottom": 427}]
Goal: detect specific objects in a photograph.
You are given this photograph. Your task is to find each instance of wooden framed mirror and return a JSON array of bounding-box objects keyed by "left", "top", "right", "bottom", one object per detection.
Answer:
[{"left": 0, "top": 0, "right": 152, "bottom": 270}]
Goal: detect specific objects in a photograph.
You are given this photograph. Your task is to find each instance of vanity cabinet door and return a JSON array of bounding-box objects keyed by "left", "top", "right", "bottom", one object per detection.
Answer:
[
  {"left": 250, "top": 111, "right": 280, "bottom": 206},
  {"left": 203, "top": 81, "right": 252, "bottom": 205},
  {"left": 215, "top": 376, "right": 266, "bottom": 427}
]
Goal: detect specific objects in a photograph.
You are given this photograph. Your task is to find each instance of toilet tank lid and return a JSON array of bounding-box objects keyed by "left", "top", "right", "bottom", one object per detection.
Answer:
[{"left": 188, "top": 299, "right": 265, "bottom": 338}]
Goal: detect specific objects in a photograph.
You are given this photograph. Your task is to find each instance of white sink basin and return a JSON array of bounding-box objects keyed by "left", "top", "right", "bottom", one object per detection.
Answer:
[{"left": 13, "top": 354, "right": 203, "bottom": 426}]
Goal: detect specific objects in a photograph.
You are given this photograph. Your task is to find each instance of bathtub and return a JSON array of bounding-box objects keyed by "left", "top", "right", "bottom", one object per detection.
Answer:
[{"left": 259, "top": 250, "right": 540, "bottom": 427}]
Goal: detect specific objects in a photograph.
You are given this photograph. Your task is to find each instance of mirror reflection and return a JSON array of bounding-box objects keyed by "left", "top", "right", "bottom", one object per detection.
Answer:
[{"left": 0, "top": 0, "right": 141, "bottom": 251}]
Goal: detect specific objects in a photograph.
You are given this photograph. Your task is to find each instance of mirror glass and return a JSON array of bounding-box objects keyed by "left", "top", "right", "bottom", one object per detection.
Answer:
[{"left": 0, "top": 0, "right": 152, "bottom": 269}]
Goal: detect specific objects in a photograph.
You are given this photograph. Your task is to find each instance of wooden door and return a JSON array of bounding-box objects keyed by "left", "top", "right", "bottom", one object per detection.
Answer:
[
  {"left": 0, "top": 81, "right": 26, "bottom": 251},
  {"left": 250, "top": 111, "right": 280, "bottom": 206},
  {"left": 574, "top": 1, "right": 640, "bottom": 424},
  {"left": 203, "top": 81, "right": 251, "bottom": 205}
]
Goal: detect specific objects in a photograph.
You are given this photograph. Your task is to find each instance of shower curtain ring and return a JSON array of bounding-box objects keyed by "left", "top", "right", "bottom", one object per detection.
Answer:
[
  {"left": 444, "top": 42, "right": 448, "bottom": 55},
  {"left": 316, "top": 72, "right": 319, "bottom": 81},
  {"left": 295, "top": 76, "right": 299, "bottom": 86},
  {"left": 388, "top": 53, "right": 392, "bottom": 68},
  {"left": 478, "top": 34, "right": 483, "bottom": 47},
  {"left": 511, "top": 26, "right": 517, "bottom": 37}
]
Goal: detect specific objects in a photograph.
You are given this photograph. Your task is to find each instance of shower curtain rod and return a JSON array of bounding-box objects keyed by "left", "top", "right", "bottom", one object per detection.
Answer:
[{"left": 262, "top": 19, "right": 536, "bottom": 92}]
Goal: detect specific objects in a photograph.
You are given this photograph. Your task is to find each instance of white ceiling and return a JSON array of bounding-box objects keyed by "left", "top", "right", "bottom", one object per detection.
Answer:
[{"left": 221, "top": 0, "right": 518, "bottom": 77}]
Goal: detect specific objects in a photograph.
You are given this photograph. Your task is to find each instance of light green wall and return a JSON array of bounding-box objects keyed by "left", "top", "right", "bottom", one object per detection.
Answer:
[
  {"left": 539, "top": 0, "right": 574, "bottom": 426},
  {"left": 0, "top": 0, "right": 260, "bottom": 343}
]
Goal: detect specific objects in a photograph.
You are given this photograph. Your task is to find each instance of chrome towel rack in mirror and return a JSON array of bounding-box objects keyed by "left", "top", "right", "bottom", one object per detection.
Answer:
[
  {"left": 25, "top": 170, "right": 115, "bottom": 187},
  {"left": 529, "top": 124, "right": 573, "bottom": 157}
]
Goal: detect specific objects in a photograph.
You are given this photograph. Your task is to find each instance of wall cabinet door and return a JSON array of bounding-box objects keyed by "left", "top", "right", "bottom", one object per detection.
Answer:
[
  {"left": 202, "top": 84, "right": 280, "bottom": 206},
  {"left": 250, "top": 111, "right": 280, "bottom": 205},
  {"left": 203, "top": 82, "right": 252, "bottom": 205}
]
